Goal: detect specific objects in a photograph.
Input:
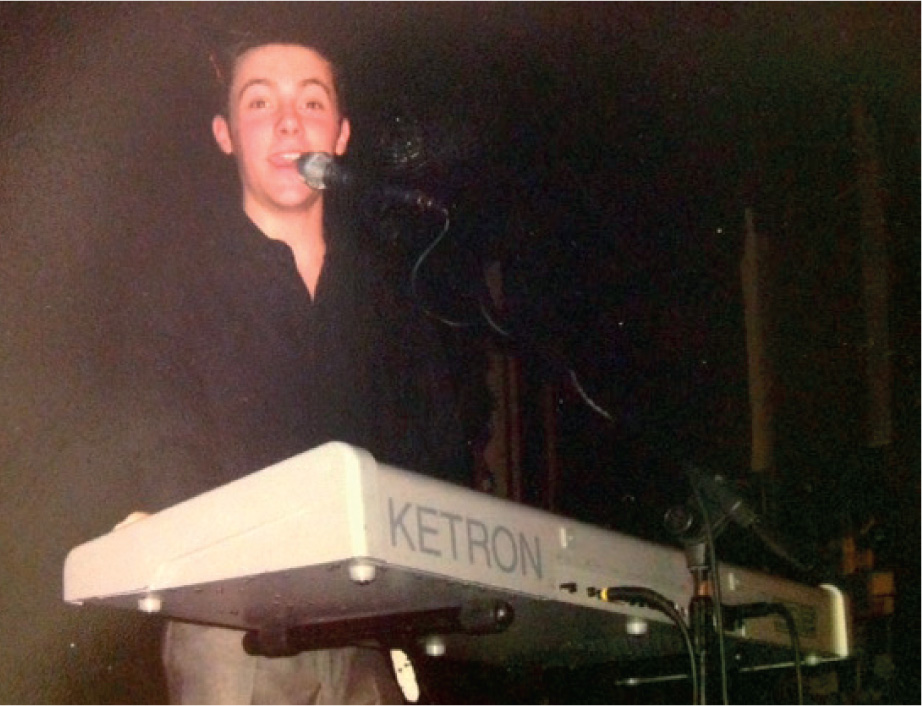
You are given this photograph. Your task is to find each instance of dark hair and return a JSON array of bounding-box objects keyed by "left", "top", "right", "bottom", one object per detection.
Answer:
[{"left": 208, "top": 30, "right": 348, "bottom": 118}]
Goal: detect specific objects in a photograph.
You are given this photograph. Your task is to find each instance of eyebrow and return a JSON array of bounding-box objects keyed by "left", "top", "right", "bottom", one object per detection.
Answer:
[{"left": 235, "top": 77, "right": 335, "bottom": 103}]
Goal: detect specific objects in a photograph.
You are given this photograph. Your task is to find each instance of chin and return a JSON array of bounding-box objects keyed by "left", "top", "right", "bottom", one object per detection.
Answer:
[
  {"left": 269, "top": 183, "right": 316, "bottom": 206},
  {"left": 276, "top": 193, "right": 322, "bottom": 212}
]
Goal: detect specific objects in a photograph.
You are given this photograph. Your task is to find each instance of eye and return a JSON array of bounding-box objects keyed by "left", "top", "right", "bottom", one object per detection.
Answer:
[
  {"left": 247, "top": 97, "right": 270, "bottom": 110},
  {"left": 302, "top": 98, "right": 326, "bottom": 112}
]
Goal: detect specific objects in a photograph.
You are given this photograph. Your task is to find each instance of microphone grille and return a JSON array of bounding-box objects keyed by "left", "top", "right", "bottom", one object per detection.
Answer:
[{"left": 297, "top": 152, "right": 334, "bottom": 189}]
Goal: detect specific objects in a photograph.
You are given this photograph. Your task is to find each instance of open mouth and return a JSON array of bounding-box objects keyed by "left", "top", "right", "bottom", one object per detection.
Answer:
[{"left": 269, "top": 151, "right": 304, "bottom": 168}]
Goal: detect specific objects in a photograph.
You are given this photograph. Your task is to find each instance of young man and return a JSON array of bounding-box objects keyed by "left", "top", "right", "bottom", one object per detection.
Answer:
[
  {"left": 125, "top": 34, "right": 485, "bottom": 704},
  {"left": 210, "top": 41, "right": 349, "bottom": 298}
]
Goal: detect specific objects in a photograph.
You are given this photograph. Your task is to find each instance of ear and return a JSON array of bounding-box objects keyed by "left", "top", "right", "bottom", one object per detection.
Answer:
[
  {"left": 212, "top": 115, "right": 234, "bottom": 155},
  {"left": 333, "top": 118, "right": 351, "bottom": 156}
]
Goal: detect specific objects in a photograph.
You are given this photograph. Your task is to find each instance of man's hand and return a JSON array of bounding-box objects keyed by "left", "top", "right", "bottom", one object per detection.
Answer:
[{"left": 113, "top": 511, "right": 151, "bottom": 530}]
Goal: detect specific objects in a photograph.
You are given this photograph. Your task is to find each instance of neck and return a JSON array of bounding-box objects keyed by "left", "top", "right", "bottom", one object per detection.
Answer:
[{"left": 246, "top": 200, "right": 327, "bottom": 298}]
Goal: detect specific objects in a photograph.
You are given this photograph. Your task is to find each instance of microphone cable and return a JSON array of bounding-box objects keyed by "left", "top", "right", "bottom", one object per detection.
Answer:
[
  {"left": 722, "top": 601, "right": 804, "bottom": 705},
  {"left": 594, "top": 585, "right": 699, "bottom": 704}
]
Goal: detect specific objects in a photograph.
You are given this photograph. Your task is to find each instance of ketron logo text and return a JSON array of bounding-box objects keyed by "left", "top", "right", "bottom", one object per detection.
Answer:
[{"left": 388, "top": 498, "right": 543, "bottom": 579}]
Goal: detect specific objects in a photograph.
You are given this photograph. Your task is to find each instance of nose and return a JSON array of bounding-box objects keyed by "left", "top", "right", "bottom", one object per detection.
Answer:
[{"left": 275, "top": 104, "right": 301, "bottom": 136}]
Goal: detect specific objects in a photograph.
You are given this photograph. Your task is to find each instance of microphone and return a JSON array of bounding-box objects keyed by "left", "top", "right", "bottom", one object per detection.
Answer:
[
  {"left": 297, "top": 152, "right": 351, "bottom": 190},
  {"left": 297, "top": 152, "right": 445, "bottom": 211}
]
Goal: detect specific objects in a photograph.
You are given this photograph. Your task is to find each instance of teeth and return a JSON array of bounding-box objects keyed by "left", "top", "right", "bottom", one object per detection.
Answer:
[{"left": 281, "top": 153, "right": 301, "bottom": 162}]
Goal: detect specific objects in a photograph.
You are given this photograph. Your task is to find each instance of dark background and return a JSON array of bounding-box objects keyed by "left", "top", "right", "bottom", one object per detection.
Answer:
[{"left": 1, "top": 3, "right": 917, "bottom": 703}]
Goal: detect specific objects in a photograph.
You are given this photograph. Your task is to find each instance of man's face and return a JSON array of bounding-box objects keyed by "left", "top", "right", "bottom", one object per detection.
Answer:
[{"left": 212, "top": 44, "right": 351, "bottom": 217}]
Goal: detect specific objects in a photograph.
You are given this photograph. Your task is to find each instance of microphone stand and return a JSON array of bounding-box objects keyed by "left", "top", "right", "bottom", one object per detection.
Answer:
[
  {"left": 667, "top": 466, "right": 819, "bottom": 705},
  {"left": 687, "top": 541, "right": 724, "bottom": 705},
  {"left": 665, "top": 500, "right": 729, "bottom": 705}
]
